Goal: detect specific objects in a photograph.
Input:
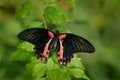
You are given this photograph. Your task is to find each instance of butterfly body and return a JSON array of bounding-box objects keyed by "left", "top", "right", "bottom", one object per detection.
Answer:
[
  {"left": 18, "top": 28, "right": 95, "bottom": 65},
  {"left": 48, "top": 30, "right": 60, "bottom": 51}
]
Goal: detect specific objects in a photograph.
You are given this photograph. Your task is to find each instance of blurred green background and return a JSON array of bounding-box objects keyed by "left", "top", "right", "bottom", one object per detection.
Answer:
[{"left": 0, "top": 0, "right": 120, "bottom": 80}]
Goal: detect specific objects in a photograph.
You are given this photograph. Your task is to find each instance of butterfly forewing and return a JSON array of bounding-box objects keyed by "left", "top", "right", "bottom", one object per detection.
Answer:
[
  {"left": 62, "top": 34, "right": 95, "bottom": 53},
  {"left": 18, "top": 28, "right": 53, "bottom": 45},
  {"left": 57, "top": 33, "right": 95, "bottom": 65},
  {"left": 18, "top": 28, "right": 55, "bottom": 60}
]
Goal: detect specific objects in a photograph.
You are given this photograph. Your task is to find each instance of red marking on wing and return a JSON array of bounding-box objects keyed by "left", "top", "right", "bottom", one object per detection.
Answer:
[
  {"left": 42, "top": 45, "right": 49, "bottom": 59},
  {"left": 59, "top": 34, "right": 67, "bottom": 40},
  {"left": 40, "top": 30, "right": 54, "bottom": 60},
  {"left": 58, "top": 40, "right": 64, "bottom": 64},
  {"left": 48, "top": 31, "right": 54, "bottom": 38},
  {"left": 59, "top": 61, "right": 63, "bottom": 65},
  {"left": 58, "top": 47, "right": 63, "bottom": 60},
  {"left": 39, "top": 39, "right": 52, "bottom": 60}
]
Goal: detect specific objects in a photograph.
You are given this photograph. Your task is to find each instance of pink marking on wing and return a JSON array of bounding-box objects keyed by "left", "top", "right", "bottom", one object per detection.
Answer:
[
  {"left": 58, "top": 40, "right": 64, "bottom": 65},
  {"left": 42, "top": 44, "right": 50, "bottom": 59},
  {"left": 59, "top": 61, "right": 63, "bottom": 65},
  {"left": 48, "top": 31, "right": 54, "bottom": 38},
  {"left": 58, "top": 47, "right": 63, "bottom": 60},
  {"left": 40, "top": 39, "right": 52, "bottom": 60},
  {"left": 59, "top": 34, "right": 67, "bottom": 40}
]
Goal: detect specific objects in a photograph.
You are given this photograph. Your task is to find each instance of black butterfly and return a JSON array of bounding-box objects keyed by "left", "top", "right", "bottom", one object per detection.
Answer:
[{"left": 18, "top": 28, "right": 95, "bottom": 65}]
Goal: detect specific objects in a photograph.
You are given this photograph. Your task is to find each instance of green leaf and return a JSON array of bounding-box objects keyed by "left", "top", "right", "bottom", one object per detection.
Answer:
[
  {"left": 32, "top": 63, "right": 47, "bottom": 78},
  {"left": 51, "top": 51, "right": 59, "bottom": 64},
  {"left": 40, "top": 0, "right": 59, "bottom": 4},
  {"left": 16, "top": 1, "right": 35, "bottom": 19},
  {"left": 10, "top": 48, "right": 34, "bottom": 61},
  {"left": 34, "top": 78, "right": 46, "bottom": 80},
  {"left": 27, "top": 21, "right": 43, "bottom": 28},
  {"left": 67, "top": 55, "right": 84, "bottom": 69},
  {"left": 26, "top": 57, "right": 47, "bottom": 79},
  {"left": 66, "top": 55, "right": 89, "bottom": 79},
  {"left": 44, "top": 6, "right": 72, "bottom": 24},
  {"left": 64, "top": 0, "right": 76, "bottom": 13},
  {"left": 68, "top": 68, "right": 89, "bottom": 80},
  {"left": 46, "top": 57, "right": 60, "bottom": 70},
  {"left": 47, "top": 69, "right": 71, "bottom": 80},
  {"left": 18, "top": 42, "right": 34, "bottom": 52},
  {"left": 52, "top": 26, "right": 71, "bottom": 33},
  {"left": 64, "top": 0, "right": 76, "bottom": 8},
  {"left": 26, "top": 57, "right": 44, "bottom": 76}
]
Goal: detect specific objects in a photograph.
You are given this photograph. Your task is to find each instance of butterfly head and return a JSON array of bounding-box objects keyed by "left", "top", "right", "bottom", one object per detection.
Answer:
[{"left": 55, "top": 30, "right": 60, "bottom": 35}]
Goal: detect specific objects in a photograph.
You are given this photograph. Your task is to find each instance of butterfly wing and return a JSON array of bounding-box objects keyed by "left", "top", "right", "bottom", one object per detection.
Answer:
[
  {"left": 57, "top": 34, "right": 95, "bottom": 65},
  {"left": 18, "top": 28, "right": 55, "bottom": 60}
]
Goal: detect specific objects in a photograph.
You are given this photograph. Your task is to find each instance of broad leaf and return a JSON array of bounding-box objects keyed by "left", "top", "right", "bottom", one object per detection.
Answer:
[
  {"left": 27, "top": 21, "right": 43, "bottom": 28},
  {"left": 18, "top": 42, "right": 34, "bottom": 52},
  {"left": 67, "top": 55, "right": 84, "bottom": 69},
  {"left": 47, "top": 69, "right": 71, "bottom": 80},
  {"left": 34, "top": 77, "right": 46, "bottom": 80},
  {"left": 65, "top": 0, "right": 76, "bottom": 8},
  {"left": 10, "top": 48, "right": 34, "bottom": 61},
  {"left": 26, "top": 57, "right": 44, "bottom": 76},
  {"left": 67, "top": 68, "right": 89, "bottom": 80},
  {"left": 52, "top": 26, "right": 71, "bottom": 33},
  {"left": 32, "top": 63, "right": 47, "bottom": 78},
  {"left": 44, "top": 6, "right": 72, "bottom": 24},
  {"left": 64, "top": 0, "right": 76, "bottom": 13},
  {"left": 46, "top": 57, "right": 60, "bottom": 70},
  {"left": 16, "top": 1, "right": 35, "bottom": 19}
]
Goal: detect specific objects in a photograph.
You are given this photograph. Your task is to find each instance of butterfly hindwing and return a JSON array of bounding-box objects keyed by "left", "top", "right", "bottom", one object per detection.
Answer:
[
  {"left": 58, "top": 33, "right": 95, "bottom": 65},
  {"left": 18, "top": 28, "right": 55, "bottom": 60}
]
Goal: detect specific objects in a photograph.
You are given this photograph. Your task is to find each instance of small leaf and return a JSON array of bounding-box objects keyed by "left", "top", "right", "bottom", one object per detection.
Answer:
[
  {"left": 40, "top": 0, "right": 59, "bottom": 4},
  {"left": 51, "top": 51, "right": 58, "bottom": 62},
  {"left": 10, "top": 48, "right": 34, "bottom": 61},
  {"left": 67, "top": 55, "right": 84, "bottom": 69},
  {"left": 32, "top": 63, "right": 47, "bottom": 78},
  {"left": 16, "top": 1, "right": 35, "bottom": 19},
  {"left": 47, "top": 69, "right": 71, "bottom": 80},
  {"left": 64, "top": 0, "right": 76, "bottom": 13},
  {"left": 67, "top": 68, "right": 89, "bottom": 80},
  {"left": 46, "top": 57, "right": 60, "bottom": 70},
  {"left": 26, "top": 57, "right": 44, "bottom": 76},
  {"left": 44, "top": 6, "right": 72, "bottom": 24},
  {"left": 18, "top": 42, "right": 34, "bottom": 52},
  {"left": 27, "top": 21, "right": 43, "bottom": 28},
  {"left": 66, "top": 55, "right": 89, "bottom": 80},
  {"left": 64, "top": 0, "right": 76, "bottom": 8},
  {"left": 34, "top": 78, "right": 46, "bottom": 80},
  {"left": 52, "top": 26, "right": 71, "bottom": 33}
]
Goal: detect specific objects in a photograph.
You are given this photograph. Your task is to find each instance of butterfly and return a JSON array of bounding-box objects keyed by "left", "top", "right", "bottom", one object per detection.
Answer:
[{"left": 18, "top": 28, "right": 95, "bottom": 65}]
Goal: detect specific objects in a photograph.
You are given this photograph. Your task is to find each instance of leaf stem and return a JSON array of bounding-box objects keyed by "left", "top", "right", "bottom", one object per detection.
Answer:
[{"left": 36, "top": 0, "right": 47, "bottom": 29}]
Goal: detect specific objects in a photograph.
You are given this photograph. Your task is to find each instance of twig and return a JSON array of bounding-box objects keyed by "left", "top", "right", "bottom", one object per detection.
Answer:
[{"left": 36, "top": 0, "right": 47, "bottom": 29}]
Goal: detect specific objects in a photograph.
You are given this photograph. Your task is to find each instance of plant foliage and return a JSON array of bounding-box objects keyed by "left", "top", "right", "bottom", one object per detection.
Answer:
[{"left": 11, "top": 0, "right": 89, "bottom": 80}]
